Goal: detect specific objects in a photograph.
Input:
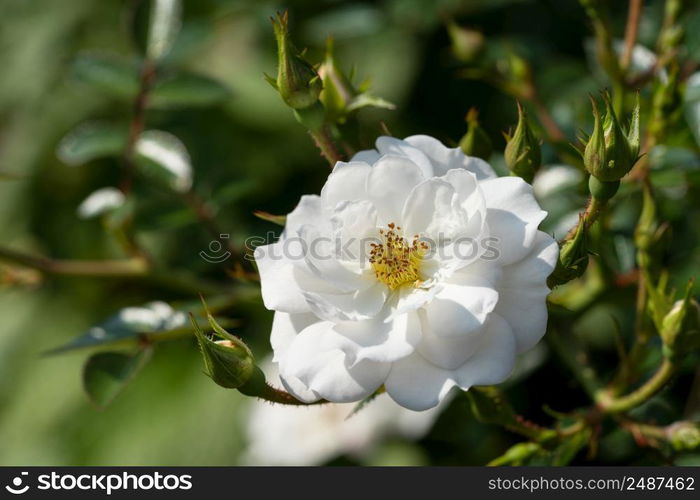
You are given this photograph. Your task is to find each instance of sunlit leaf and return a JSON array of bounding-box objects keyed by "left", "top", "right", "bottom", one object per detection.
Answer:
[
  {"left": 83, "top": 349, "right": 152, "bottom": 409},
  {"left": 56, "top": 122, "right": 129, "bottom": 166},
  {"left": 48, "top": 302, "right": 187, "bottom": 354},
  {"left": 70, "top": 53, "right": 139, "bottom": 98},
  {"left": 135, "top": 130, "right": 193, "bottom": 192},
  {"left": 253, "top": 210, "right": 287, "bottom": 226},
  {"left": 77, "top": 187, "right": 126, "bottom": 219},
  {"left": 684, "top": 72, "right": 700, "bottom": 147},
  {"left": 151, "top": 72, "right": 231, "bottom": 108},
  {"left": 146, "top": 0, "right": 182, "bottom": 61},
  {"left": 346, "top": 92, "right": 396, "bottom": 113}
]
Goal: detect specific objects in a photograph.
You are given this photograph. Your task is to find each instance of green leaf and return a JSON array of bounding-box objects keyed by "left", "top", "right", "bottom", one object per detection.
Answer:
[
  {"left": 135, "top": 130, "right": 193, "bottom": 192},
  {"left": 551, "top": 428, "right": 591, "bottom": 465},
  {"left": 253, "top": 210, "right": 287, "bottom": 226},
  {"left": 151, "top": 72, "right": 231, "bottom": 108},
  {"left": 684, "top": 72, "right": 700, "bottom": 147},
  {"left": 70, "top": 53, "right": 139, "bottom": 98},
  {"left": 83, "top": 349, "right": 152, "bottom": 409},
  {"left": 488, "top": 442, "right": 546, "bottom": 466},
  {"left": 56, "top": 122, "right": 129, "bottom": 166},
  {"left": 686, "top": 9, "right": 700, "bottom": 62},
  {"left": 146, "top": 0, "right": 182, "bottom": 61},
  {"left": 48, "top": 301, "right": 192, "bottom": 354},
  {"left": 346, "top": 92, "right": 396, "bottom": 113}
]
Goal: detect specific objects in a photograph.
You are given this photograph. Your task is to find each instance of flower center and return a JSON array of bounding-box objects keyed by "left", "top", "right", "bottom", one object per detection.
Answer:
[{"left": 369, "top": 222, "right": 428, "bottom": 290}]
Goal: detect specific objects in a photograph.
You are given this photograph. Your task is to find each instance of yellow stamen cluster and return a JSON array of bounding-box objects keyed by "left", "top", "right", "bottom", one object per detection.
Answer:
[{"left": 369, "top": 222, "right": 428, "bottom": 289}]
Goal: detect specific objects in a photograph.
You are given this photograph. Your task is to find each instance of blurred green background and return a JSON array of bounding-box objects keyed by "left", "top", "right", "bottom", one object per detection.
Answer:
[{"left": 2, "top": 0, "right": 700, "bottom": 465}]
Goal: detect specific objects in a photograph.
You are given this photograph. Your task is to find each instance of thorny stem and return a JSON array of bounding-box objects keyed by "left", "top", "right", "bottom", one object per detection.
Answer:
[
  {"left": 257, "top": 383, "right": 327, "bottom": 406},
  {"left": 564, "top": 196, "right": 605, "bottom": 242},
  {"left": 309, "top": 125, "right": 344, "bottom": 167}
]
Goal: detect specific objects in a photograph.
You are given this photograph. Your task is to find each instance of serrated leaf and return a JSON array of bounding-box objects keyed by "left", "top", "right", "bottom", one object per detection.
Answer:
[
  {"left": 253, "top": 210, "right": 286, "bottom": 226},
  {"left": 151, "top": 72, "right": 231, "bottom": 108},
  {"left": 147, "top": 0, "right": 182, "bottom": 60},
  {"left": 57, "top": 122, "right": 129, "bottom": 166},
  {"left": 135, "top": 130, "right": 193, "bottom": 192},
  {"left": 70, "top": 53, "right": 139, "bottom": 98},
  {"left": 83, "top": 349, "right": 152, "bottom": 409}
]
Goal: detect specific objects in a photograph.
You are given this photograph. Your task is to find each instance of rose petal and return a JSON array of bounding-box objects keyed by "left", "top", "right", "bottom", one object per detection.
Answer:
[
  {"left": 494, "top": 231, "right": 558, "bottom": 352},
  {"left": 479, "top": 176, "right": 548, "bottom": 266},
  {"left": 422, "top": 281, "right": 498, "bottom": 338},
  {"left": 321, "top": 162, "right": 373, "bottom": 209},
  {"left": 376, "top": 136, "right": 434, "bottom": 178},
  {"left": 270, "top": 311, "right": 320, "bottom": 361},
  {"left": 404, "top": 135, "right": 497, "bottom": 180},
  {"left": 279, "top": 321, "right": 390, "bottom": 402},
  {"left": 366, "top": 155, "right": 425, "bottom": 223}
]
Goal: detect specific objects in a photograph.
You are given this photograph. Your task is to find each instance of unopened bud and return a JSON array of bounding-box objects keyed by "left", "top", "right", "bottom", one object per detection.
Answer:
[
  {"left": 668, "top": 422, "right": 700, "bottom": 452},
  {"left": 268, "top": 11, "right": 322, "bottom": 110},
  {"left": 192, "top": 313, "right": 255, "bottom": 389},
  {"left": 504, "top": 102, "right": 541, "bottom": 183},
  {"left": 584, "top": 91, "right": 640, "bottom": 182},
  {"left": 661, "top": 281, "right": 700, "bottom": 361},
  {"left": 447, "top": 21, "right": 484, "bottom": 63},
  {"left": 547, "top": 220, "right": 589, "bottom": 288},
  {"left": 317, "top": 37, "right": 394, "bottom": 124},
  {"left": 459, "top": 108, "right": 492, "bottom": 160},
  {"left": 318, "top": 37, "right": 355, "bottom": 122}
]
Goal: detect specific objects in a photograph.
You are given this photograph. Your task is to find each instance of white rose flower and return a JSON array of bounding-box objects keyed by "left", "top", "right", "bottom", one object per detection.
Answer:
[
  {"left": 254, "top": 135, "right": 558, "bottom": 411},
  {"left": 243, "top": 359, "right": 444, "bottom": 465}
]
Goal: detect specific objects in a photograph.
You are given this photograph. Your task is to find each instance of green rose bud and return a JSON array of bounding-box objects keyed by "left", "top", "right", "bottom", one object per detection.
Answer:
[
  {"left": 192, "top": 312, "right": 255, "bottom": 389},
  {"left": 504, "top": 102, "right": 541, "bottom": 183},
  {"left": 584, "top": 91, "right": 640, "bottom": 182},
  {"left": 268, "top": 11, "right": 322, "bottom": 110},
  {"left": 547, "top": 219, "right": 589, "bottom": 288},
  {"left": 318, "top": 37, "right": 355, "bottom": 123},
  {"left": 447, "top": 21, "right": 484, "bottom": 63},
  {"left": 668, "top": 422, "right": 700, "bottom": 452},
  {"left": 317, "top": 37, "right": 394, "bottom": 125},
  {"left": 660, "top": 282, "right": 700, "bottom": 361},
  {"left": 459, "top": 108, "right": 492, "bottom": 160}
]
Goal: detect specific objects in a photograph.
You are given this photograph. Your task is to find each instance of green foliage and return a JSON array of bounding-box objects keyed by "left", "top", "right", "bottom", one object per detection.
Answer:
[
  {"left": 3, "top": 0, "right": 700, "bottom": 468},
  {"left": 83, "top": 350, "right": 152, "bottom": 409}
]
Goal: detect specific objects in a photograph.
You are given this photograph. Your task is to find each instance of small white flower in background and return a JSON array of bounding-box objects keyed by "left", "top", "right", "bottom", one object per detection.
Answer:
[
  {"left": 532, "top": 165, "right": 582, "bottom": 199},
  {"left": 532, "top": 165, "right": 583, "bottom": 239},
  {"left": 77, "top": 187, "right": 125, "bottom": 219},
  {"left": 255, "top": 135, "right": 558, "bottom": 410},
  {"left": 243, "top": 359, "right": 445, "bottom": 466}
]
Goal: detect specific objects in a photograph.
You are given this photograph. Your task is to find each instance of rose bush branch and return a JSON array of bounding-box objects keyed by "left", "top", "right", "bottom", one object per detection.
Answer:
[{"left": 0, "top": 246, "right": 226, "bottom": 294}]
